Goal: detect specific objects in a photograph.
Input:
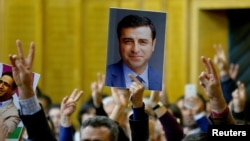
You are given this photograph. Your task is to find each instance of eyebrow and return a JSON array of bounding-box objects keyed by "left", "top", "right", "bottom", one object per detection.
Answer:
[{"left": 0, "top": 79, "right": 11, "bottom": 87}]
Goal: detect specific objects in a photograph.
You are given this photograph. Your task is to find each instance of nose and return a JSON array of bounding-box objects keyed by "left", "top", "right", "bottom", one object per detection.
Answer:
[{"left": 132, "top": 43, "right": 140, "bottom": 53}]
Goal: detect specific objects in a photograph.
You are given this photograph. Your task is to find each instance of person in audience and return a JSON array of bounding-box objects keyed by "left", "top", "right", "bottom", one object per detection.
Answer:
[
  {"left": 176, "top": 93, "right": 210, "bottom": 136},
  {"left": 128, "top": 74, "right": 149, "bottom": 141},
  {"left": 149, "top": 90, "right": 184, "bottom": 141},
  {"left": 48, "top": 103, "right": 61, "bottom": 140},
  {"left": 61, "top": 74, "right": 148, "bottom": 141},
  {"left": 80, "top": 115, "right": 120, "bottom": 141},
  {"left": 213, "top": 44, "right": 250, "bottom": 124},
  {"left": 36, "top": 87, "right": 52, "bottom": 115},
  {"left": 9, "top": 40, "right": 57, "bottom": 141},
  {"left": 74, "top": 98, "right": 96, "bottom": 141},
  {"left": 59, "top": 88, "right": 83, "bottom": 141},
  {"left": 182, "top": 56, "right": 237, "bottom": 141},
  {"left": 213, "top": 44, "right": 238, "bottom": 104},
  {"left": 0, "top": 71, "right": 20, "bottom": 138},
  {"left": 228, "top": 81, "right": 249, "bottom": 124}
]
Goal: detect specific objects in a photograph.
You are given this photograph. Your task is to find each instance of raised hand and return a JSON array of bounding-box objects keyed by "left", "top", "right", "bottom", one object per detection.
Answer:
[
  {"left": 109, "top": 87, "right": 129, "bottom": 121},
  {"left": 129, "top": 74, "right": 144, "bottom": 108},
  {"left": 91, "top": 72, "right": 105, "bottom": 107},
  {"left": 213, "top": 44, "right": 229, "bottom": 77},
  {"left": 229, "top": 63, "right": 240, "bottom": 80},
  {"left": 199, "top": 56, "right": 226, "bottom": 113},
  {"left": 60, "top": 88, "right": 83, "bottom": 127},
  {"left": 111, "top": 87, "right": 129, "bottom": 107},
  {"left": 229, "top": 81, "right": 246, "bottom": 113},
  {"left": 9, "top": 40, "right": 35, "bottom": 99},
  {"left": 213, "top": 44, "right": 239, "bottom": 80}
]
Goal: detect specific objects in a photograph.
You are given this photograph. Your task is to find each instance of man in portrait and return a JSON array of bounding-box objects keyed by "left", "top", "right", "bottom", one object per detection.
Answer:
[{"left": 105, "top": 9, "right": 166, "bottom": 91}]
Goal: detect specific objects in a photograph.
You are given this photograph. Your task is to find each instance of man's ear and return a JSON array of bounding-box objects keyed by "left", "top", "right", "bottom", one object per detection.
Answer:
[{"left": 152, "top": 39, "right": 156, "bottom": 52}]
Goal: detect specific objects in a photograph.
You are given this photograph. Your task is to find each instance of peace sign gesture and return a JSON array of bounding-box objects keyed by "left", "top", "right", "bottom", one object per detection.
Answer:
[
  {"left": 199, "top": 56, "right": 226, "bottom": 113},
  {"left": 9, "top": 40, "right": 35, "bottom": 99}
]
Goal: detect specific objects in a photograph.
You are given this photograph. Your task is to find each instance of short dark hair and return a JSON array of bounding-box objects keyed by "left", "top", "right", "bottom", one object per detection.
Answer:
[
  {"left": 80, "top": 116, "right": 119, "bottom": 141},
  {"left": 1, "top": 71, "right": 17, "bottom": 90},
  {"left": 117, "top": 14, "right": 156, "bottom": 40}
]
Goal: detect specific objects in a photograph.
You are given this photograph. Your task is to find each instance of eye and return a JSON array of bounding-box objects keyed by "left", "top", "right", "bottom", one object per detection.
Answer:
[
  {"left": 122, "top": 38, "right": 133, "bottom": 44},
  {"left": 139, "top": 39, "right": 148, "bottom": 45},
  {"left": 0, "top": 80, "right": 11, "bottom": 87}
]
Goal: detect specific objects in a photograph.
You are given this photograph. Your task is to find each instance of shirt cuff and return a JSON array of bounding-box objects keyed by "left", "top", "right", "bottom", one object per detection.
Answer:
[
  {"left": 19, "top": 95, "right": 41, "bottom": 115},
  {"left": 211, "top": 106, "right": 229, "bottom": 118}
]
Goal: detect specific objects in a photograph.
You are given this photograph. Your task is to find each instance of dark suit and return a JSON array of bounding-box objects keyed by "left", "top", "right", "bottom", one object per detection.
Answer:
[
  {"left": 105, "top": 60, "right": 162, "bottom": 91},
  {"left": 19, "top": 106, "right": 57, "bottom": 141}
]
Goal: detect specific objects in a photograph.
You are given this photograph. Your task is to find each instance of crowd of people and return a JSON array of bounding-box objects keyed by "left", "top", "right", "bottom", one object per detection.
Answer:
[
  {"left": 0, "top": 14, "right": 249, "bottom": 141},
  {"left": 0, "top": 39, "right": 249, "bottom": 141}
]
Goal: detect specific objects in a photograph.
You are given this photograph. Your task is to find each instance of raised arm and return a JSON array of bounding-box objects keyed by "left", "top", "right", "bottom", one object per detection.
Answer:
[
  {"left": 199, "top": 56, "right": 235, "bottom": 125},
  {"left": 9, "top": 40, "right": 57, "bottom": 140},
  {"left": 60, "top": 88, "right": 83, "bottom": 141},
  {"left": 128, "top": 74, "right": 149, "bottom": 141},
  {"left": 213, "top": 44, "right": 238, "bottom": 103}
]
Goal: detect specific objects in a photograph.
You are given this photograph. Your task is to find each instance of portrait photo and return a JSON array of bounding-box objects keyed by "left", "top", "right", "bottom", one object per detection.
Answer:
[{"left": 105, "top": 8, "right": 167, "bottom": 91}]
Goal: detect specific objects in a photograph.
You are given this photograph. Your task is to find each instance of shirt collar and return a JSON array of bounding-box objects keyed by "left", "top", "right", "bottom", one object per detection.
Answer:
[{"left": 0, "top": 99, "right": 12, "bottom": 108}]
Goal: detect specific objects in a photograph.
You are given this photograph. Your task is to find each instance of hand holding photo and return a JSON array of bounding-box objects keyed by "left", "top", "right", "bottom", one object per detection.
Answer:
[{"left": 105, "top": 8, "right": 167, "bottom": 91}]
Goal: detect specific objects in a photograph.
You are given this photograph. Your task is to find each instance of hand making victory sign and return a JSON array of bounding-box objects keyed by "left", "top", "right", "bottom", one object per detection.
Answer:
[
  {"left": 199, "top": 56, "right": 227, "bottom": 113},
  {"left": 9, "top": 40, "right": 35, "bottom": 99}
]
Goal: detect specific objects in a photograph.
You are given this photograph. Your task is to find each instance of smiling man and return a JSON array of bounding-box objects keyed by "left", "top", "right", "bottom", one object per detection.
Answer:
[
  {"left": 0, "top": 71, "right": 20, "bottom": 138},
  {"left": 105, "top": 14, "right": 162, "bottom": 91}
]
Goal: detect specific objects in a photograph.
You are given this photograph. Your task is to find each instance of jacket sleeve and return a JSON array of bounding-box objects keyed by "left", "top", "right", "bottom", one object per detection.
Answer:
[{"left": 19, "top": 108, "right": 57, "bottom": 141}]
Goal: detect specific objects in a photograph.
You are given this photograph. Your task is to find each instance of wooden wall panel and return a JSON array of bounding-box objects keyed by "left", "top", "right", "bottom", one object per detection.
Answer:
[
  {"left": 0, "top": 0, "right": 42, "bottom": 73},
  {"left": 165, "top": 0, "right": 188, "bottom": 102}
]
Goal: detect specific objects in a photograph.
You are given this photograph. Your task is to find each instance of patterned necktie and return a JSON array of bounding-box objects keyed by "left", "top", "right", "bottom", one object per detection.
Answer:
[{"left": 136, "top": 75, "right": 143, "bottom": 83}]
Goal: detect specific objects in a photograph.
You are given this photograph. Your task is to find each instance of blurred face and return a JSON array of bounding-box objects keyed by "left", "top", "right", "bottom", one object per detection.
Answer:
[
  {"left": 48, "top": 107, "right": 61, "bottom": 135},
  {"left": 176, "top": 99, "right": 196, "bottom": 127},
  {"left": 0, "top": 75, "right": 15, "bottom": 97},
  {"left": 119, "top": 26, "right": 156, "bottom": 74},
  {"left": 81, "top": 108, "right": 96, "bottom": 124},
  {"left": 81, "top": 126, "right": 111, "bottom": 141}
]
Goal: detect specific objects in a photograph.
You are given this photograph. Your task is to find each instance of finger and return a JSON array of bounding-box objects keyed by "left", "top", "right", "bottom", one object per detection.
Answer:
[
  {"left": 199, "top": 72, "right": 208, "bottom": 87},
  {"left": 128, "top": 74, "right": 140, "bottom": 83},
  {"left": 201, "top": 56, "right": 210, "bottom": 73},
  {"left": 9, "top": 54, "right": 18, "bottom": 67},
  {"left": 68, "top": 89, "right": 78, "bottom": 102},
  {"left": 61, "top": 96, "right": 69, "bottom": 105},
  {"left": 27, "top": 42, "right": 35, "bottom": 66},
  {"left": 207, "top": 58, "right": 217, "bottom": 77},
  {"left": 16, "top": 40, "right": 25, "bottom": 61},
  {"left": 74, "top": 90, "right": 83, "bottom": 102},
  {"left": 15, "top": 59, "right": 28, "bottom": 73}
]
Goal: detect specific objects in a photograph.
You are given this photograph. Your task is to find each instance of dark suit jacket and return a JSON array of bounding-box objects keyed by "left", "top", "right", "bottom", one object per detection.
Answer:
[
  {"left": 19, "top": 107, "right": 57, "bottom": 141},
  {"left": 129, "top": 113, "right": 149, "bottom": 141},
  {"left": 105, "top": 60, "right": 162, "bottom": 91}
]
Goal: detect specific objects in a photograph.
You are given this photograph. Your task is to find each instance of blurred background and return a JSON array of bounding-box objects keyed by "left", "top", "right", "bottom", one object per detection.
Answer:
[{"left": 1, "top": 0, "right": 250, "bottom": 127}]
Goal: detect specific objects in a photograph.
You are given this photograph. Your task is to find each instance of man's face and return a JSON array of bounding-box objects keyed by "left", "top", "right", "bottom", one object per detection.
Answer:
[
  {"left": 176, "top": 99, "right": 196, "bottom": 127},
  {"left": 80, "top": 126, "right": 111, "bottom": 141},
  {"left": 0, "top": 75, "right": 15, "bottom": 97},
  {"left": 119, "top": 26, "right": 156, "bottom": 73}
]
